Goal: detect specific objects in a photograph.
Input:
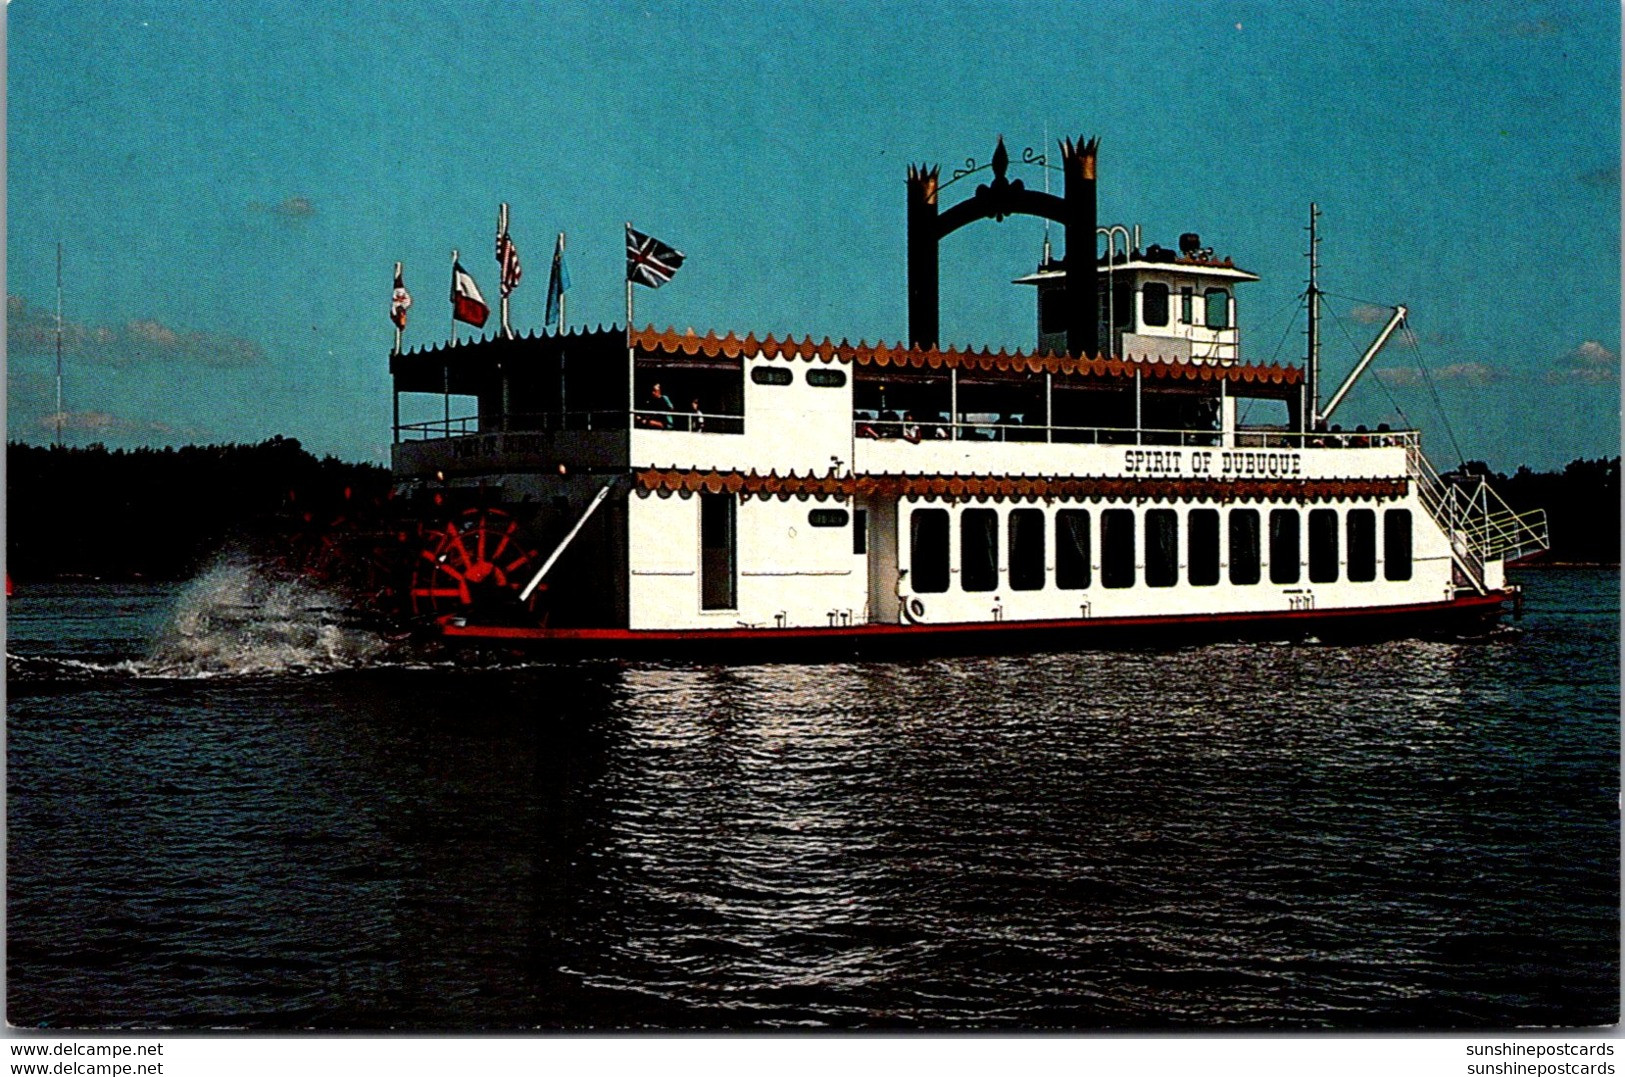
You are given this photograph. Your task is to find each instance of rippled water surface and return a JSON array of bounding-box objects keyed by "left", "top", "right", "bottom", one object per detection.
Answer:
[{"left": 7, "top": 566, "right": 1618, "bottom": 1029}]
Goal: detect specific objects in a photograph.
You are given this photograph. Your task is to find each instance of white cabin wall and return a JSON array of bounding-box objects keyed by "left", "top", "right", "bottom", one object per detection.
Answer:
[
  {"left": 627, "top": 491, "right": 865, "bottom": 630},
  {"left": 629, "top": 352, "right": 852, "bottom": 476},
  {"left": 856, "top": 442, "right": 1406, "bottom": 481},
  {"left": 736, "top": 496, "right": 866, "bottom": 628},
  {"left": 627, "top": 491, "right": 700, "bottom": 627}
]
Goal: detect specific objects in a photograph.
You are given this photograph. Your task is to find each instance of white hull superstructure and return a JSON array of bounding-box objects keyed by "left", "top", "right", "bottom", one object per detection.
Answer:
[{"left": 384, "top": 137, "right": 1547, "bottom": 654}]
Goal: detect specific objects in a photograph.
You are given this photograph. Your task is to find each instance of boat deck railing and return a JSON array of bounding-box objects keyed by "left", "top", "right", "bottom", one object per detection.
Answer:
[
  {"left": 397, "top": 412, "right": 1421, "bottom": 451},
  {"left": 1403, "top": 441, "right": 1550, "bottom": 591}
]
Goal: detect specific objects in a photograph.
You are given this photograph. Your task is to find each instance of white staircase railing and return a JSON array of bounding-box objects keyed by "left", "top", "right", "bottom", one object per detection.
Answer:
[{"left": 1403, "top": 441, "right": 1550, "bottom": 594}]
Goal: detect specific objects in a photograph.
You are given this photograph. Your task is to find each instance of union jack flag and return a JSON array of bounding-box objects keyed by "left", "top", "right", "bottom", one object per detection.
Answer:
[
  {"left": 496, "top": 227, "right": 522, "bottom": 298},
  {"left": 626, "top": 225, "right": 685, "bottom": 289}
]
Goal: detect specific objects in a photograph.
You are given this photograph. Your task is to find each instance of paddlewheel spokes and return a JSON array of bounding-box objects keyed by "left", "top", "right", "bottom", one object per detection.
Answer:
[{"left": 409, "top": 508, "right": 540, "bottom": 617}]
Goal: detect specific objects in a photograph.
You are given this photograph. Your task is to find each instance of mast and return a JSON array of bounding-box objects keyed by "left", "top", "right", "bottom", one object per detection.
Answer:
[
  {"left": 54, "top": 242, "right": 64, "bottom": 448},
  {"left": 1305, "top": 202, "right": 1321, "bottom": 432}
]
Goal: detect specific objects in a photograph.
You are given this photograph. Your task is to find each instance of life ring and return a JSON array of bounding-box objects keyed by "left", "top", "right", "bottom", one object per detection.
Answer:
[{"left": 903, "top": 596, "right": 927, "bottom": 623}]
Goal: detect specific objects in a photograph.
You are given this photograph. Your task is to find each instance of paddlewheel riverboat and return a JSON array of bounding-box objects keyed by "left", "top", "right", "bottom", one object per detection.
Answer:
[{"left": 380, "top": 137, "right": 1548, "bottom": 656}]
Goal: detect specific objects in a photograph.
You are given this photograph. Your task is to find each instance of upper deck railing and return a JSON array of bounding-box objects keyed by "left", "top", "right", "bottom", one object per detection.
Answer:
[{"left": 396, "top": 411, "right": 1420, "bottom": 451}]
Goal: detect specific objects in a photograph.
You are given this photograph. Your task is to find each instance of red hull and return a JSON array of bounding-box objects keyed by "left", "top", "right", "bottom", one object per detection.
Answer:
[{"left": 433, "top": 591, "right": 1513, "bottom": 660}]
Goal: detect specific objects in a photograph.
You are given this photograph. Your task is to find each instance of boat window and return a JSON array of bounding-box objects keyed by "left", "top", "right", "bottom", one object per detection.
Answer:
[
  {"left": 1383, "top": 509, "right": 1413, "bottom": 581},
  {"left": 1229, "top": 509, "right": 1261, "bottom": 585},
  {"left": 700, "top": 493, "right": 737, "bottom": 610},
  {"left": 1346, "top": 509, "right": 1377, "bottom": 582},
  {"left": 1180, "top": 287, "right": 1194, "bottom": 325},
  {"left": 853, "top": 508, "right": 868, "bottom": 556},
  {"left": 1145, "top": 509, "right": 1178, "bottom": 587},
  {"left": 960, "top": 508, "right": 999, "bottom": 592},
  {"left": 909, "top": 508, "right": 950, "bottom": 593},
  {"left": 1188, "top": 509, "right": 1220, "bottom": 586},
  {"left": 1056, "top": 509, "right": 1092, "bottom": 589},
  {"left": 1205, "top": 288, "right": 1230, "bottom": 330},
  {"left": 1008, "top": 509, "right": 1045, "bottom": 591},
  {"left": 1308, "top": 508, "right": 1339, "bottom": 583},
  {"left": 1268, "top": 509, "right": 1300, "bottom": 584},
  {"left": 809, "top": 508, "right": 849, "bottom": 527},
  {"left": 1142, "top": 283, "right": 1170, "bottom": 328},
  {"left": 1101, "top": 509, "right": 1135, "bottom": 589},
  {"left": 751, "top": 366, "right": 793, "bottom": 386},
  {"left": 806, "top": 368, "right": 846, "bottom": 388}
]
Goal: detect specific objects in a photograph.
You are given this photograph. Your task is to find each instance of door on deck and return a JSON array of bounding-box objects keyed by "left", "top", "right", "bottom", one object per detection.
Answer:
[{"left": 862, "top": 497, "right": 900, "bottom": 624}]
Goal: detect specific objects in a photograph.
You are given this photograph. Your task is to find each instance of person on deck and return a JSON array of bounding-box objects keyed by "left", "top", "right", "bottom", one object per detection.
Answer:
[
  {"left": 640, "top": 382, "right": 676, "bottom": 429},
  {"left": 688, "top": 398, "right": 705, "bottom": 432}
]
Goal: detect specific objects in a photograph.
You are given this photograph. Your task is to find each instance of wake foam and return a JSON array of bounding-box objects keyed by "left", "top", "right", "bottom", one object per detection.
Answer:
[{"left": 141, "top": 558, "right": 393, "bottom": 677}]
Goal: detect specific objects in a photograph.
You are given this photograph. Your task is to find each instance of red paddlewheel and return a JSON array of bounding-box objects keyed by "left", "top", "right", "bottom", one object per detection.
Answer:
[{"left": 409, "top": 508, "right": 541, "bottom": 617}]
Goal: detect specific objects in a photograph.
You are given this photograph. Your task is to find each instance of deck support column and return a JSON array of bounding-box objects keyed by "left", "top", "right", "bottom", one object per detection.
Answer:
[{"left": 1044, "top": 372, "right": 1053, "bottom": 442}]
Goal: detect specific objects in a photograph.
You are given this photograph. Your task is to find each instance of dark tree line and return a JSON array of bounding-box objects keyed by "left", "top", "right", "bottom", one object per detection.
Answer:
[
  {"left": 1453, "top": 457, "right": 1620, "bottom": 566},
  {"left": 4, "top": 440, "right": 1618, "bottom": 581},
  {"left": 6, "top": 438, "right": 391, "bottom": 581}
]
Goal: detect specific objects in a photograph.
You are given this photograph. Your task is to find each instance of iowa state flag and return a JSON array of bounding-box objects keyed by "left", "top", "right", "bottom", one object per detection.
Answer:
[{"left": 450, "top": 258, "right": 490, "bottom": 327}]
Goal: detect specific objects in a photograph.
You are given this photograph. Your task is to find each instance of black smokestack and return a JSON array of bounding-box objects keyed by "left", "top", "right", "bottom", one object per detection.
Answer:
[{"left": 1063, "top": 137, "right": 1100, "bottom": 359}]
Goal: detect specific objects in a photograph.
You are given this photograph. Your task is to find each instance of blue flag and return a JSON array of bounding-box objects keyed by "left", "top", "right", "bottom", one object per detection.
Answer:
[{"left": 545, "top": 232, "right": 570, "bottom": 328}]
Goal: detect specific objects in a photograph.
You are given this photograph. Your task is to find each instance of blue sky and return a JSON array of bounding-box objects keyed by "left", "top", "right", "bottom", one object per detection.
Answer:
[{"left": 7, "top": 0, "right": 1619, "bottom": 469}]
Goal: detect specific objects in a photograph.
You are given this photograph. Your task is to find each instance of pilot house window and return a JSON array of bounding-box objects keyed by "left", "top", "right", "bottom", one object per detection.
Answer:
[
  {"left": 1142, "top": 283, "right": 1170, "bottom": 328},
  {"left": 1205, "top": 288, "right": 1230, "bottom": 330}
]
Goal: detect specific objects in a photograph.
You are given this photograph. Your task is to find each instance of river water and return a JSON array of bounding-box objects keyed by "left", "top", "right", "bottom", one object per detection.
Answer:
[{"left": 5, "top": 565, "right": 1618, "bottom": 1029}]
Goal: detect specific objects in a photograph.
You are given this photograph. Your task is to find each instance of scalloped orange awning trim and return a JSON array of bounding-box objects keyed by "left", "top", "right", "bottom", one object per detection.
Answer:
[
  {"left": 628, "top": 326, "right": 1304, "bottom": 386},
  {"left": 633, "top": 468, "right": 1403, "bottom": 504}
]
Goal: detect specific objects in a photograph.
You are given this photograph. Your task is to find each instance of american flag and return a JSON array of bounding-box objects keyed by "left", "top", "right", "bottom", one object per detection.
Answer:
[
  {"left": 496, "top": 228, "right": 522, "bottom": 298},
  {"left": 626, "top": 225, "right": 685, "bottom": 289}
]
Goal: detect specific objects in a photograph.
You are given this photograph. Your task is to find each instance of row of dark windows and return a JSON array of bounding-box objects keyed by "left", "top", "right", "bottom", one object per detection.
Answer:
[
  {"left": 908, "top": 506, "right": 1413, "bottom": 593},
  {"left": 750, "top": 366, "right": 847, "bottom": 388},
  {"left": 1060, "top": 285, "right": 1231, "bottom": 335}
]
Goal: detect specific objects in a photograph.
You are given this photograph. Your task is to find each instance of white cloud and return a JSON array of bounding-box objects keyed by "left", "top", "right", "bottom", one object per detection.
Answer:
[{"left": 7, "top": 295, "right": 265, "bottom": 368}]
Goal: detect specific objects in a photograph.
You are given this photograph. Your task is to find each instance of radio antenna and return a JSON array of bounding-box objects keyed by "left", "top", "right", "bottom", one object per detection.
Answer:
[{"left": 54, "top": 241, "right": 64, "bottom": 448}]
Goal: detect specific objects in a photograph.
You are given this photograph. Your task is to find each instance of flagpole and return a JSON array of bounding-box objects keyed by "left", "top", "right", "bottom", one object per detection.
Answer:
[
  {"left": 625, "top": 222, "right": 636, "bottom": 427},
  {"left": 498, "top": 203, "right": 511, "bottom": 339},
  {"left": 446, "top": 248, "right": 457, "bottom": 432}
]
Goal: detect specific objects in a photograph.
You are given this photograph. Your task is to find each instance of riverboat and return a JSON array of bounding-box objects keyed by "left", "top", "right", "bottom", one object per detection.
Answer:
[{"left": 383, "top": 137, "right": 1548, "bottom": 656}]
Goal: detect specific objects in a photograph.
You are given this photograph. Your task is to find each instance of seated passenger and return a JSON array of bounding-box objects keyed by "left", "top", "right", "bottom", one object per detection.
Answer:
[
  {"left": 879, "top": 409, "right": 900, "bottom": 439},
  {"left": 901, "top": 411, "right": 921, "bottom": 443},
  {"left": 687, "top": 398, "right": 705, "bottom": 432}
]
